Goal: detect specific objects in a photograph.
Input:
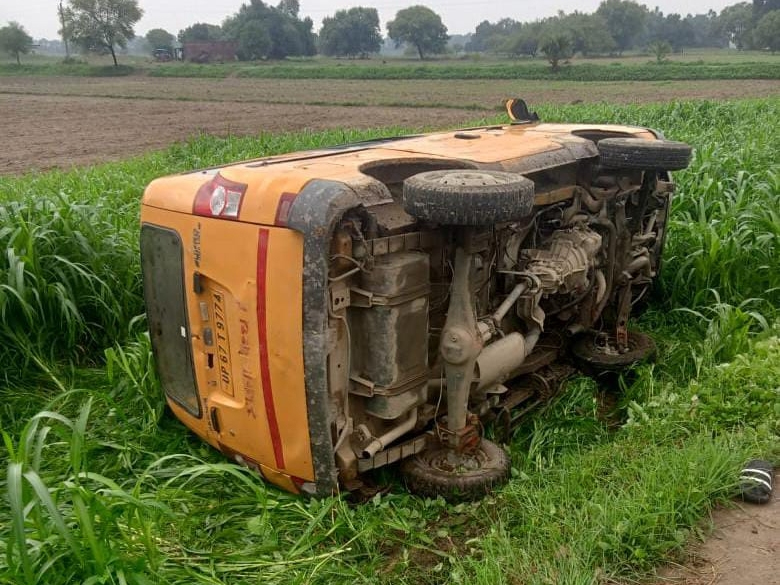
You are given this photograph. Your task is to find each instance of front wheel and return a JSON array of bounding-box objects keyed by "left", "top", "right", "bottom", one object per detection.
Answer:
[{"left": 400, "top": 438, "right": 510, "bottom": 500}]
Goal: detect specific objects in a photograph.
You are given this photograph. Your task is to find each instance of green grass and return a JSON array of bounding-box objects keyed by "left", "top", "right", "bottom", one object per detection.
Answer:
[
  {"left": 0, "top": 62, "right": 136, "bottom": 77},
  {"left": 3, "top": 55, "right": 779, "bottom": 81},
  {"left": 0, "top": 98, "right": 778, "bottom": 584},
  {"left": 148, "top": 60, "right": 780, "bottom": 81}
]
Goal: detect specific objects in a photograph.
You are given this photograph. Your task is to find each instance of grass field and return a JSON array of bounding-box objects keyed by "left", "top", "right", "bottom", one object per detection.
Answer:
[
  {"left": 0, "top": 97, "right": 778, "bottom": 584},
  {"left": 2, "top": 49, "right": 779, "bottom": 81}
]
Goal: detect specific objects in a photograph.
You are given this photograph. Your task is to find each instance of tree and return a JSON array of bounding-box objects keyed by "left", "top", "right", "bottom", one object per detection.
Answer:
[
  {"left": 0, "top": 22, "right": 33, "bottom": 65},
  {"left": 178, "top": 23, "right": 222, "bottom": 43},
  {"left": 58, "top": 1, "right": 71, "bottom": 57},
  {"left": 236, "top": 19, "right": 271, "bottom": 60},
  {"left": 221, "top": 0, "right": 316, "bottom": 60},
  {"left": 539, "top": 29, "right": 573, "bottom": 71},
  {"left": 64, "top": 0, "right": 143, "bottom": 66},
  {"left": 146, "top": 28, "right": 174, "bottom": 54},
  {"left": 648, "top": 39, "right": 672, "bottom": 62},
  {"left": 684, "top": 11, "right": 722, "bottom": 48},
  {"left": 467, "top": 18, "right": 522, "bottom": 53},
  {"left": 596, "top": 0, "right": 649, "bottom": 53},
  {"left": 505, "top": 24, "right": 542, "bottom": 57},
  {"left": 276, "top": 0, "right": 299, "bottom": 17},
  {"left": 319, "top": 7, "right": 381, "bottom": 58},
  {"left": 559, "top": 12, "right": 616, "bottom": 55},
  {"left": 753, "top": 0, "right": 780, "bottom": 20},
  {"left": 753, "top": 9, "right": 780, "bottom": 52},
  {"left": 387, "top": 5, "right": 448, "bottom": 59},
  {"left": 716, "top": 2, "right": 754, "bottom": 49},
  {"left": 660, "top": 14, "right": 695, "bottom": 50}
]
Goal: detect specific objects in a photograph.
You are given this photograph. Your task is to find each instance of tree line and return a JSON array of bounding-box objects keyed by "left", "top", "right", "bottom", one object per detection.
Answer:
[
  {"left": 173, "top": 3, "right": 447, "bottom": 61},
  {"left": 468, "top": 0, "right": 780, "bottom": 65},
  {"left": 2, "top": 0, "right": 779, "bottom": 67}
]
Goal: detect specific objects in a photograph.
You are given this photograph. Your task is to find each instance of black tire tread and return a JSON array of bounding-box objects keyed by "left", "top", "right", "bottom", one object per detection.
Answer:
[
  {"left": 403, "top": 170, "right": 535, "bottom": 226},
  {"left": 598, "top": 137, "right": 692, "bottom": 171},
  {"left": 571, "top": 330, "right": 656, "bottom": 372},
  {"left": 400, "top": 439, "right": 511, "bottom": 500}
]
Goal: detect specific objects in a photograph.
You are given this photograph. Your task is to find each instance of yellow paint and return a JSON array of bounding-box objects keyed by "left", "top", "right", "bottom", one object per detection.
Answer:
[
  {"left": 142, "top": 123, "right": 656, "bottom": 228},
  {"left": 260, "top": 464, "right": 301, "bottom": 494},
  {"left": 139, "top": 205, "right": 313, "bottom": 482},
  {"left": 140, "top": 121, "right": 661, "bottom": 493}
]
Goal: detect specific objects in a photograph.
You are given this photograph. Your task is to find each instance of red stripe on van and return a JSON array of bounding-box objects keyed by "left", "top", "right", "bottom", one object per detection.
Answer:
[
  {"left": 273, "top": 192, "right": 298, "bottom": 226},
  {"left": 257, "top": 229, "right": 285, "bottom": 469}
]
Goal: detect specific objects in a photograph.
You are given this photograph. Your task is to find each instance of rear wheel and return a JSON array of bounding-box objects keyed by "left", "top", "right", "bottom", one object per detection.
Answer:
[
  {"left": 400, "top": 438, "right": 510, "bottom": 500},
  {"left": 403, "top": 170, "right": 535, "bottom": 225},
  {"left": 597, "top": 138, "right": 692, "bottom": 171},
  {"left": 571, "top": 330, "right": 656, "bottom": 373}
]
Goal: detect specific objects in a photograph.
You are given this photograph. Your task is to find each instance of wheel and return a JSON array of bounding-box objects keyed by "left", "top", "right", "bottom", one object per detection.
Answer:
[
  {"left": 597, "top": 138, "right": 692, "bottom": 171},
  {"left": 403, "top": 170, "right": 535, "bottom": 226},
  {"left": 571, "top": 330, "right": 656, "bottom": 373},
  {"left": 400, "top": 438, "right": 511, "bottom": 500}
]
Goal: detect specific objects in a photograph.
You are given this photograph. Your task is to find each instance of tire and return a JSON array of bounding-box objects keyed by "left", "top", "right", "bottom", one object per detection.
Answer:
[
  {"left": 400, "top": 438, "right": 510, "bottom": 500},
  {"left": 571, "top": 330, "right": 656, "bottom": 373},
  {"left": 598, "top": 138, "right": 692, "bottom": 171},
  {"left": 403, "top": 170, "right": 535, "bottom": 226}
]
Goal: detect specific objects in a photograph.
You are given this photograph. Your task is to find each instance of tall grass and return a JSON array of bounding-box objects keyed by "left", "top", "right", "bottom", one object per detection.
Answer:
[
  {"left": 0, "top": 98, "right": 778, "bottom": 584},
  {"left": 0, "top": 127, "right": 406, "bottom": 389},
  {"left": 0, "top": 195, "right": 141, "bottom": 382}
]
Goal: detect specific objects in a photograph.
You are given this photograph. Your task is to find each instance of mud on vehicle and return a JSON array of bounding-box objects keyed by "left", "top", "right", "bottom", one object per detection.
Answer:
[{"left": 140, "top": 100, "right": 691, "bottom": 499}]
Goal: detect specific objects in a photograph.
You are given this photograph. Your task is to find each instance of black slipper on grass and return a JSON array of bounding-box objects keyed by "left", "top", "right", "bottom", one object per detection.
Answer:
[{"left": 739, "top": 459, "right": 774, "bottom": 505}]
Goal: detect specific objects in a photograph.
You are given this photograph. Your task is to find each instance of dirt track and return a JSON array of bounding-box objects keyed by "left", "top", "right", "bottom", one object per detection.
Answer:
[{"left": 653, "top": 472, "right": 779, "bottom": 585}]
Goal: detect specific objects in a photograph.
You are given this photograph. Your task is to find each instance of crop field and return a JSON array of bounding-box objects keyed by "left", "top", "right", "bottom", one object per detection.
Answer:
[
  {"left": 4, "top": 50, "right": 780, "bottom": 82},
  {"left": 5, "top": 75, "right": 780, "bottom": 107},
  {"left": 2, "top": 75, "right": 779, "bottom": 174},
  {"left": 0, "top": 71, "right": 778, "bottom": 584}
]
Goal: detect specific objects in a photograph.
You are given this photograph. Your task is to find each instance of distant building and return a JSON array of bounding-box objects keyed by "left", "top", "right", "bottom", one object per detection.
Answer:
[{"left": 183, "top": 41, "right": 238, "bottom": 63}]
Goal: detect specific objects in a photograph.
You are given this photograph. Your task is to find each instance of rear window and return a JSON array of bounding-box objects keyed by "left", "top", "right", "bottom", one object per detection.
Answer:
[{"left": 141, "top": 224, "right": 201, "bottom": 418}]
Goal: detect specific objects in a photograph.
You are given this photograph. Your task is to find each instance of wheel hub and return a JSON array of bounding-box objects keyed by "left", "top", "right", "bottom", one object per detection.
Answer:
[{"left": 426, "top": 447, "right": 490, "bottom": 474}]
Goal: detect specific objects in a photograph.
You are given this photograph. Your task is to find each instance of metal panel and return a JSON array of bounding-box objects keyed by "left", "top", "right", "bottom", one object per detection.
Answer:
[{"left": 141, "top": 224, "right": 201, "bottom": 418}]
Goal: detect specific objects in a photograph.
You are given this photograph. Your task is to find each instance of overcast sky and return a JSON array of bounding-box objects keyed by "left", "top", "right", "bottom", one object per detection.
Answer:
[{"left": 2, "top": 0, "right": 737, "bottom": 40}]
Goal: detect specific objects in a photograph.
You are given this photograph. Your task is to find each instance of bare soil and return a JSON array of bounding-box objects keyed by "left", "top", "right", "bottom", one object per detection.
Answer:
[
  {"left": 0, "top": 93, "right": 484, "bottom": 174},
  {"left": 2, "top": 76, "right": 778, "bottom": 175},
  {"left": 651, "top": 472, "right": 779, "bottom": 585},
  {"left": 2, "top": 75, "right": 779, "bottom": 109}
]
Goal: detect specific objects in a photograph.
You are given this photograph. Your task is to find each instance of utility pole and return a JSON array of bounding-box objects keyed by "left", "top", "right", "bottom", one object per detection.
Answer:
[{"left": 59, "top": 1, "right": 70, "bottom": 58}]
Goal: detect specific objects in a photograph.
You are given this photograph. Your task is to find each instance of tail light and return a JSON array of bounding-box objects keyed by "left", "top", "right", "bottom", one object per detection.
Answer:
[{"left": 193, "top": 174, "right": 247, "bottom": 219}]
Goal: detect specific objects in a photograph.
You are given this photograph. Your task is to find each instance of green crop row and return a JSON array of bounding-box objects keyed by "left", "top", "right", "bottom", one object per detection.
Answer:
[
  {"left": 0, "top": 63, "right": 135, "bottom": 77},
  {"left": 0, "top": 98, "right": 778, "bottom": 585},
  {"left": 3, "top": 59, "right": 779, "bottom": 81},
  {"left": 227, "top": 60, "right": 780, "bottom": 81}
]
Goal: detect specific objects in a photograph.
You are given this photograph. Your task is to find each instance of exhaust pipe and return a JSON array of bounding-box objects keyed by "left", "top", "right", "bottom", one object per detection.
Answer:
[{"left": 361, "top": 409, "right": 418, "bottom": 459}]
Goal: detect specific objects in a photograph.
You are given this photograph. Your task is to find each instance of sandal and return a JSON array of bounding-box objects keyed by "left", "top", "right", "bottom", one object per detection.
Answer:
[{"left": 739, "top": 459, "right": 774, "bottom": 505}]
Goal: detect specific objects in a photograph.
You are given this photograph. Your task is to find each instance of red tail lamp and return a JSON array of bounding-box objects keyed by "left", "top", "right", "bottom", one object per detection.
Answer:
[{"left": 193, "top": 174, "right": 248, "bottom": 219}]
